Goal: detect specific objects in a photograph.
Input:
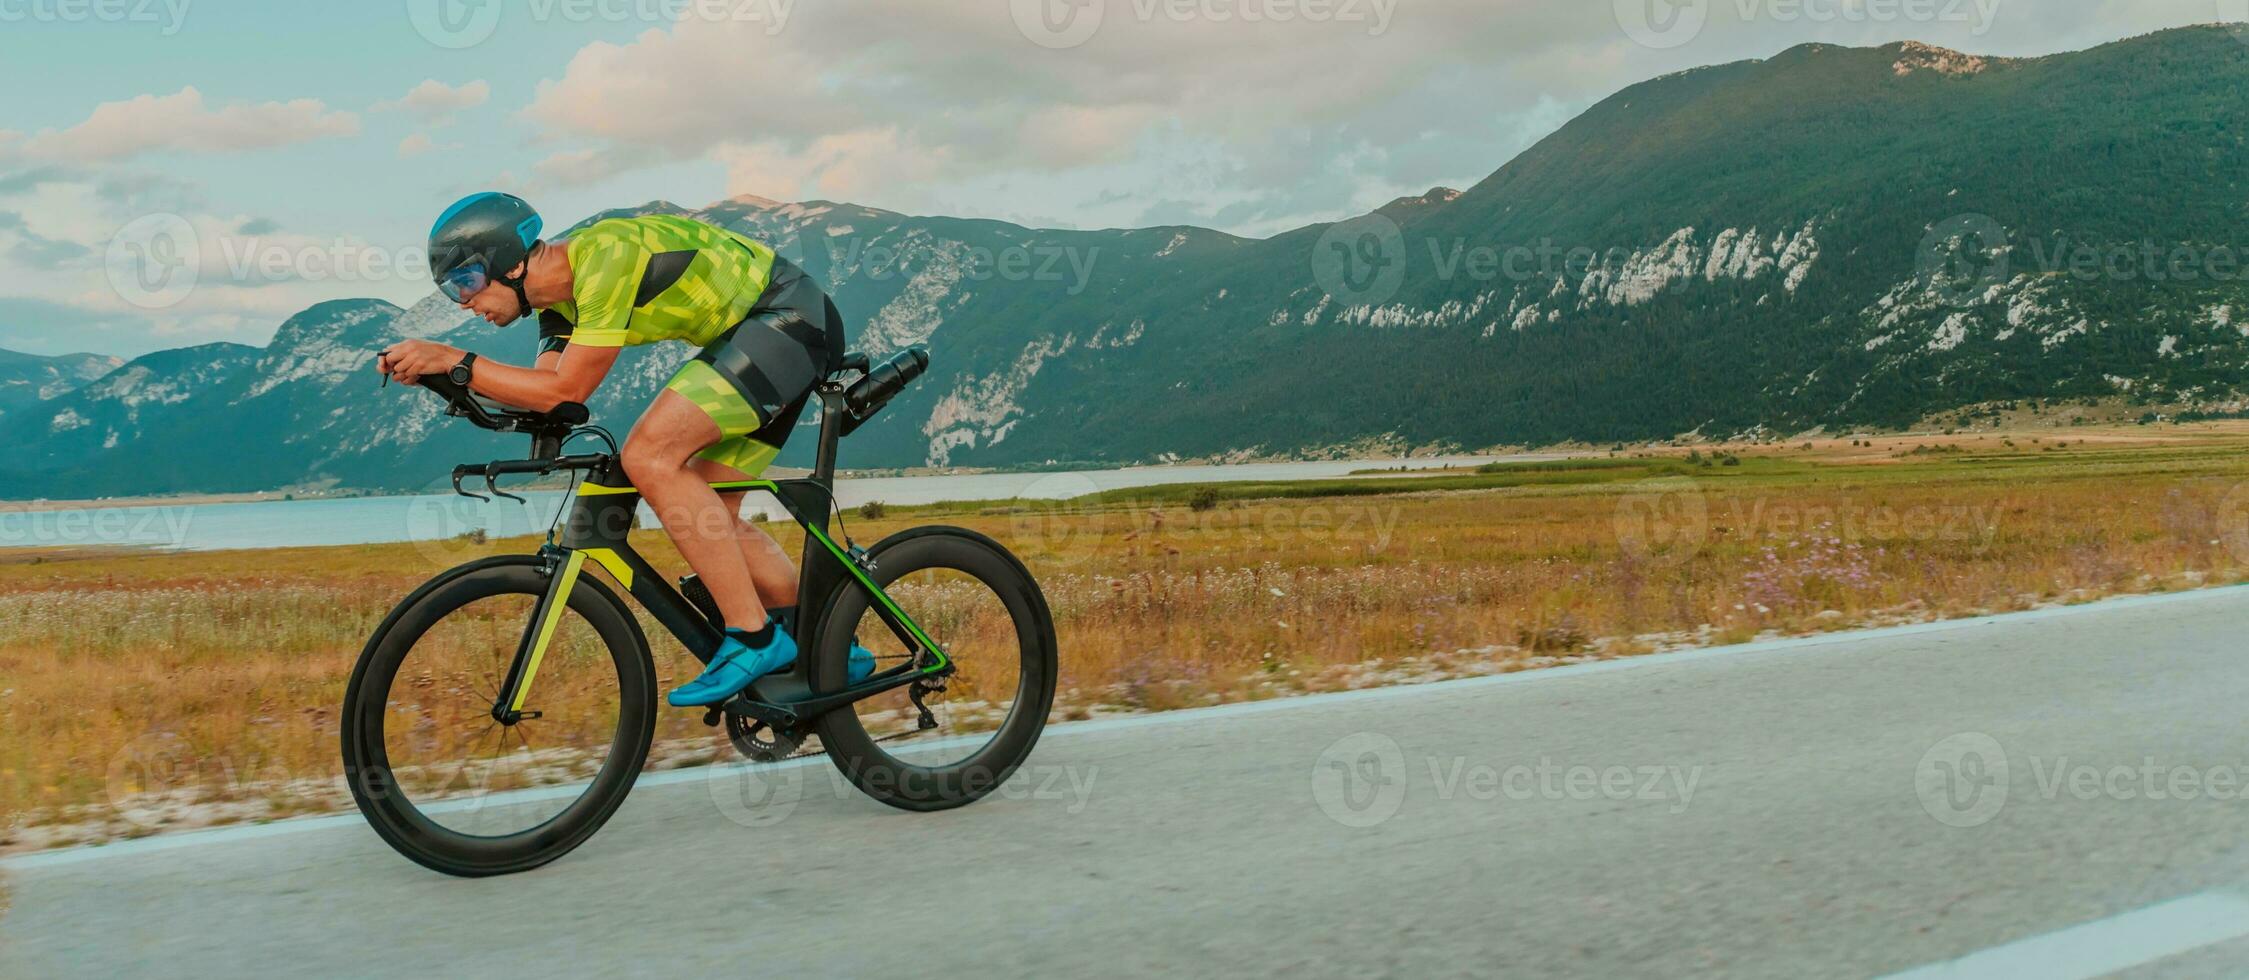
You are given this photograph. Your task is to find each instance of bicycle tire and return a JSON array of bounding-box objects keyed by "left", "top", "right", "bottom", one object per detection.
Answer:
[
  {"left": 811, "top": 527, "right": 1058, "bottom": 811},
  {"left": 341, "top": 557, "right": 655, "bottom": 877}
]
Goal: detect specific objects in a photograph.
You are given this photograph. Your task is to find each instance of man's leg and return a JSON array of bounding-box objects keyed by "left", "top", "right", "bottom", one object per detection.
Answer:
[
  {"left": 691, "top": 452, "right": 878, "bottom": 682},
  {"left": 621, "top": 390, "right": 768, "bottom": 630},
  {"left": 691, "top": 455, "right": 800, "bottom": 610}
]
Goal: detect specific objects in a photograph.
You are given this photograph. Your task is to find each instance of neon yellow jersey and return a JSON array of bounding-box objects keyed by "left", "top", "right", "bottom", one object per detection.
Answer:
[{"left": 541, "top": 215, "right": 779, "bottom": 349}]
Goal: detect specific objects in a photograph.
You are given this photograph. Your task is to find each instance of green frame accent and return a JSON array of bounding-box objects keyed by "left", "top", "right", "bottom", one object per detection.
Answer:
[{"left": 709, "top": 479, "right": 951, "bottom": 672}]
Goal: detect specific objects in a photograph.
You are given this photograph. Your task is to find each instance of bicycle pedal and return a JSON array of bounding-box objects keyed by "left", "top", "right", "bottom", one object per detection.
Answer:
[{"left": 702, "top": 707, "right": 723, "bottom": 727}]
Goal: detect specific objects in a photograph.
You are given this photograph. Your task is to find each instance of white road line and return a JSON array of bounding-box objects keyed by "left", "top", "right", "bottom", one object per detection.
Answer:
[
  {"left": 1880, "top": 891, "right": 2249, "bottom": 979},
  {"left": 8, "top": 583, "right": 2245, "bottom": 870}
]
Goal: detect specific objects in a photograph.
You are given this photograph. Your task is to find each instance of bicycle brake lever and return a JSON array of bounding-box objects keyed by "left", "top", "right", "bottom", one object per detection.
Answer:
[
  {"left": 485, "top": 466, "right": 526, "bottom": 504},
  {"left": 450, "top": 468, "right": 490, "bottom": 502}
]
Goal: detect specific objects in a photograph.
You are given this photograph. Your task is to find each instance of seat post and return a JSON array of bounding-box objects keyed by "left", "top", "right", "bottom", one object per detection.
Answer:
[{"left": 811, "top": 388, "right": 846, "bottom": 486}]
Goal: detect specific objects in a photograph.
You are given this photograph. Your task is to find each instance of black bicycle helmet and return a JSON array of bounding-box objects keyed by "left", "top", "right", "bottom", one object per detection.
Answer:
[{"left": 428, "top": 192, "right": 543, "bottom": 316}]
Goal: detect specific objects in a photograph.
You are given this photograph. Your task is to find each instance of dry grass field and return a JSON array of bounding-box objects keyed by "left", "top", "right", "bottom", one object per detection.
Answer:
[{"left": 7, "top": 424, "right": 2249, "bottom": 849}]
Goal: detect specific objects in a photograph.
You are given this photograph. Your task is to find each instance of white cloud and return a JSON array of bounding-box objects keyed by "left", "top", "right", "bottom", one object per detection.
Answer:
[
  {"left": 514, "top": 0, "right": 2227, "bottom": 234},
  {"left": 7, "top": 180, "right": 115, "bottom": 248},
  {"left": 373, "top": 80, "right": 492, "bottom": 122},
  {"left": 512, "top": 2, "right": 1656, "bottom": 228},
  {"left": 709, "top": 128, "right": 942, "bottom": 203},
  {"left": 531, "top": 145, "right": 662, "bottom": 188},
  {"left": 21, "top": 87, "right": 359, "bottom": 164},
  {"left": 397, "top": 133, "right": 462, "bottom": 158}
]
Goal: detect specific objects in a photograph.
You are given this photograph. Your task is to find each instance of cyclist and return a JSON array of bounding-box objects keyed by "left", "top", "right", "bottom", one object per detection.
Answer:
[{"left": 376, "top": 192, "right": 873, "bottom": 707}]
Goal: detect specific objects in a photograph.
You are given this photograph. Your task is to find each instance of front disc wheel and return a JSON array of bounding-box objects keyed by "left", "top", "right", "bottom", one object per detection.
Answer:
[{"left": 341, "top": 561, "right": 655, "bottom": 877}]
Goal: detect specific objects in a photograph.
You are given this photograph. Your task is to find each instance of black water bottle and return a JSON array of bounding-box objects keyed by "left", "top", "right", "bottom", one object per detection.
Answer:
[{"left": 845, "top": 347, "right": 931, "bottom": 417}]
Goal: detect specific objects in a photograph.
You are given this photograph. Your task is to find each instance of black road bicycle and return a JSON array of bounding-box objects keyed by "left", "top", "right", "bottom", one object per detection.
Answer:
[{"left": 341, "top": 348, "right": 1058, "bottom": 877}]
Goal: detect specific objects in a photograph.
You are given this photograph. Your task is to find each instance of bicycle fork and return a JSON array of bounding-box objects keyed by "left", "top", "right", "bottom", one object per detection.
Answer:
[{"left": 491, "top": 549, "right": 586, "bottom": 724}]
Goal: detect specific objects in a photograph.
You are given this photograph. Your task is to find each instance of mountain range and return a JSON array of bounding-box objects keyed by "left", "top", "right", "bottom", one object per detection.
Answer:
[
  {"left": 4, "top": 26, "right": 2246, "bottom": 499},
  {"left": 0, "top": 350, "right": 120, "bottom": 423}
]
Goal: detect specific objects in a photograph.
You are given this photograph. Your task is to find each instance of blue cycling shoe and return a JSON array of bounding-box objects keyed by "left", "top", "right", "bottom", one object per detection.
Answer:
[
  {"left": 668, "top": 622, "right": 798, "bottom": 707},
  {"left": 764, "top": 607, "right": 867, "bottom": 679}
]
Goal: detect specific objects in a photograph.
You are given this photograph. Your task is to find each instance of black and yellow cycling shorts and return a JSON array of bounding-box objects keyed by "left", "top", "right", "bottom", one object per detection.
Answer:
[{"left": 665, "top": 259, "right": 843, "bottom": 475}]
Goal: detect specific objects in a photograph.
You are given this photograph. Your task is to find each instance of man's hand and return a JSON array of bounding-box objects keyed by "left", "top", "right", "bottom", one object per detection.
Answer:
[{"left": 376, "top": 340, "right": 465, "bottom": 386}]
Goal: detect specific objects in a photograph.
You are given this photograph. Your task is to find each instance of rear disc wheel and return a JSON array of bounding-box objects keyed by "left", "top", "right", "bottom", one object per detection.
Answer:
[{"left": 812, "top": 528, "right": 1057, "bottom": 811}]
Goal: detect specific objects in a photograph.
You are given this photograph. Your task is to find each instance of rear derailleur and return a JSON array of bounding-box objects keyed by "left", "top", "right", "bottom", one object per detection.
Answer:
[{"left": 907, "top": 676, "right": 945, "bottom": 733}]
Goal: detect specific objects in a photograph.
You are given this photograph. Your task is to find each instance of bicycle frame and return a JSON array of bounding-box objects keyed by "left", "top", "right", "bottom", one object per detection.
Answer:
[{"left": 488, "top": 387, "right": 950, "bottom": 733}]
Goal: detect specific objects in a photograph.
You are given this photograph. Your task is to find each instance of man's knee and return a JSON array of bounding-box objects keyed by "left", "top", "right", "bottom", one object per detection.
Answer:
[
  {"left": 626, "top": 390, "right": 723, "bottom": 483},
  {"left": 620, "top": 438, "right": 687, "bottom": 485}
]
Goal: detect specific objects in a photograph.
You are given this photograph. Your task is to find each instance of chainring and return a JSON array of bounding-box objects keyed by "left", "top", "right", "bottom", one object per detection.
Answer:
[{"left": 725, "top": 715, "right": 803, "bottom": 763}]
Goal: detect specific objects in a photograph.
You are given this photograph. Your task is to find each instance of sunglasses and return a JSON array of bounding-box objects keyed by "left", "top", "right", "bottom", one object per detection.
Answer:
[{"left": 436, "top": 262, "right": 490, "bottom": 304}]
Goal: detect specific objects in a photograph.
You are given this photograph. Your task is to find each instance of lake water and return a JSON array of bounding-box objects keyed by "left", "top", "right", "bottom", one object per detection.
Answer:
[{"left": 0, "top": 454, "right": 1555, "bottom": 552}]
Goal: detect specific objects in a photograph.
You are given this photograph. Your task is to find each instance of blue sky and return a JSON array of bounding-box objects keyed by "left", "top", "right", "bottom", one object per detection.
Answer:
[{"left": 0, "top": 0, "right": 2226, "bottom": 357}]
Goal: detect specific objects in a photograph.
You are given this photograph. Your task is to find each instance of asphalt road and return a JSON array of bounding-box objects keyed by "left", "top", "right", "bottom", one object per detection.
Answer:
[{"left": 10, "top": 588, "right": 2249, "bottom": 978}]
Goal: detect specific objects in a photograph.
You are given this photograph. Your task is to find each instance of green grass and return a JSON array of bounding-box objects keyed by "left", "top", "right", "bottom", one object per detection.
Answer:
[{"left": 849, "top": 442, "right": 2249, "bottom": 520}]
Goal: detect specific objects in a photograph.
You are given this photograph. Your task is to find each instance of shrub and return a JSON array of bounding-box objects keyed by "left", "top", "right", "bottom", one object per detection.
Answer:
[
  {"left": 1188, "top": 488, "right": 1221, "bottom": 512},
  {"left": 857, "top": 501, "right": 887, "bottom": 519}
]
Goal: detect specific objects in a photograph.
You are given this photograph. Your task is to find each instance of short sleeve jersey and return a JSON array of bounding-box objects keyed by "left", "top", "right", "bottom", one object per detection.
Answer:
[{"left": 538, "top": 215, "right": 779, "bottom": 351}]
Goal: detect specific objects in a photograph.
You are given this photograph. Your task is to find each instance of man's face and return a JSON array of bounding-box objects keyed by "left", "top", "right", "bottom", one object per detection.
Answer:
[{"left": 459, "top": 262, "right": 526, "bottom": 326}]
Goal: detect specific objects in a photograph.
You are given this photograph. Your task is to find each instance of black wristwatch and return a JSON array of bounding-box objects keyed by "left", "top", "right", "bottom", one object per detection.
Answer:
[{"left": 448, "top": 351, "right": 478, "bottom": 387}]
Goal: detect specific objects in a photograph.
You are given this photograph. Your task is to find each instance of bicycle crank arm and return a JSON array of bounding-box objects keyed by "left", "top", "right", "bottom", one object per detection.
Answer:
[{"left": 720, "top": 698, "right": 800, "bottom": 730}]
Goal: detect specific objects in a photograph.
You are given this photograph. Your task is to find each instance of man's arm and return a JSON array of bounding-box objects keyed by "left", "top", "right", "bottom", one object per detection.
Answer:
[
  {"left": 375, "top": 338, "right": 619, "bottom": 411},
  {"left": 469, "top": 344, "right": 621, "bottom": 411}
]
